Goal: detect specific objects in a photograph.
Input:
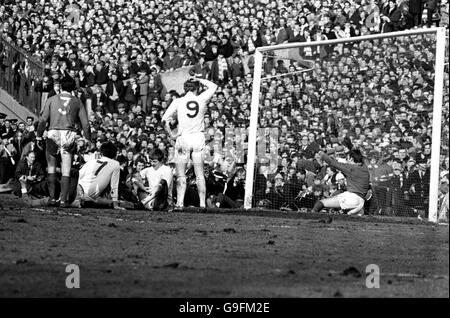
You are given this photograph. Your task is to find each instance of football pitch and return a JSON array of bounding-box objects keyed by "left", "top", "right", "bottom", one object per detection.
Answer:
[{"left": 0, "top": 194, "right": 448, "bottom": 298}]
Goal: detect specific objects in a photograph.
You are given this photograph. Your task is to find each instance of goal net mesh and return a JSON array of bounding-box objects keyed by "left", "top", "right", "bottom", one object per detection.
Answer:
[{"left": 244, "top": 31, "right": 448, "bottom": 219}]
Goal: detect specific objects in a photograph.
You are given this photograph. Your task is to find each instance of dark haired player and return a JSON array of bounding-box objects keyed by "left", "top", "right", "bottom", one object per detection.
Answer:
[
  {"left": 161, "top": 78, "right": 217, "bottom": 211},
  {"left": 36, "top": 79, "right": 91, "bottom": 207},
  {"left": 71, "top": 142, "right": 125, "bottom": 210},
  {"left": 312, "top": 149, "right": 370, "bottom": 215},
  {"left": 139, "top": 149, "right": 173, "bottom": 211}
]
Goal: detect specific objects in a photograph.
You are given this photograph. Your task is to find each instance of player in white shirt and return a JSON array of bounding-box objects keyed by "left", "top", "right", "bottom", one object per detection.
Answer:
[
  {"left": 138, "top": 149, "right": 173, "bottom": 210},
  {"left": 161, "top": 78, "right": 217, "bottom": 211},
  {"left": 71, "top": 142, "right": 125, "bottom": 210}
]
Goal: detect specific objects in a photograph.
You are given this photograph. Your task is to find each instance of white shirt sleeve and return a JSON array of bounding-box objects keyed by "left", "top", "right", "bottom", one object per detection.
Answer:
[
  {"left": 198, "top": 78, "right": 218, "bottom": 102},
  {"left": 161, "top": 100, "right": 178, "bottom": 122}
]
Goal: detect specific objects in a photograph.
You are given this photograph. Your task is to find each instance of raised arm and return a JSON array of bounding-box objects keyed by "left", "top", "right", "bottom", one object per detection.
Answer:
[
  {"left": 198, "top": 78, "right": 218, "bottom": 101},
  {"left": 320, "top": 152, "right": 353, "bottom": 176},
  {"left": 296, "top": 158, "right": 321, "bottom": 174}
]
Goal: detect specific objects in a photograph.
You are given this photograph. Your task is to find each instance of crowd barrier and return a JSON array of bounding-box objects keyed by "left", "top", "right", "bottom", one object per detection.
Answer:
[{"left": 0, "top": 35, "right": 44, "bottom": 117}]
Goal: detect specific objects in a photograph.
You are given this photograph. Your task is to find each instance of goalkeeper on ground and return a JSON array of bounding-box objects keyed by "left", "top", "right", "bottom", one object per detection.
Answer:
[{"left": 311, "top": 149, "right": 370, "bottom": 216}]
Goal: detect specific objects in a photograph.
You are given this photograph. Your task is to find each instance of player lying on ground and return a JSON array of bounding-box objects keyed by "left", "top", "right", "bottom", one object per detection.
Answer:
[
  {"left": 161, "top": 77, "right": 218, "bottom": 211},
  {"left": 36, "top": 79, "right": 91, "bottom": 207},
  {"left": 132, "top": 149, "right": 173, "bottom": 211},
  {"left": 71, "top": 141, "right": 125, "bottom": 210},
  {"left": 312, "top": 149, "right": 371, "bottom": 216}
]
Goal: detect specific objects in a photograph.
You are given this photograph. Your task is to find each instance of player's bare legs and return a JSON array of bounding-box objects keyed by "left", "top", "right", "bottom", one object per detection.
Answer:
[
  {"left": 175, "top": 160, "right": 187, "bottom": 209},
  {"left": 45, "top": 151, "right": 58, "bottom": 206},
  {"left": 59, "top": 150, "right": 73, "bottom": 206},
  {"left": 70, "top": 185, "right": 84, "bottom": 208},
  {"left": 312, "top": 196, "right": 340, "bottom": 213},
  {"left": 346, "top": 201, "right": 365, "bottom": 215},
  {"left": 192, "top": 151, "right": 206, "bottom": 208},
  {"left": 313, "top": 196, "right": 364, "bottom": 215}
]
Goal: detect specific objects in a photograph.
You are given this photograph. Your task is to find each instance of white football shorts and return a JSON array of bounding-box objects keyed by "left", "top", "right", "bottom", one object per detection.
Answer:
[
  {"left": 337, "top": 191, "right": 365, "bottom": 210},
  {"left": 174, "top": 132, "right": 205, "bottom": 163},
  {"left": 47, "top": 129, "right": 77, "bottom": 154}
]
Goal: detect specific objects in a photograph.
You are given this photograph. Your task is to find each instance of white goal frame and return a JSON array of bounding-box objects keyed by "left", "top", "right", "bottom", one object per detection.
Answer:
[{"left": 244, "top": 27, "right": 447, "bottom": 223}]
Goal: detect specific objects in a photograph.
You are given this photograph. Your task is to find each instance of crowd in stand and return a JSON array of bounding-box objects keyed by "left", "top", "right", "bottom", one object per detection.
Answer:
[{"left": 0, "top": 0, "right": 448, "bottom": 220}]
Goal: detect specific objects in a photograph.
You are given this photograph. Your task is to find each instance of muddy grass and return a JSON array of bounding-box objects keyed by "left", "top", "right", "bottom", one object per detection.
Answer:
[{"left": 0, "top": 194, "right": 448, "bottom": 297}]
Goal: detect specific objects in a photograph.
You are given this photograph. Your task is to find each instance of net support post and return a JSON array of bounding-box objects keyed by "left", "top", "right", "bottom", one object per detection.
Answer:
[
  {"left": 244, "top": 50, "right": 263, "bottom": 210},
  {"left": 428, "top": 27, "right": 446, "bottom": 223}
]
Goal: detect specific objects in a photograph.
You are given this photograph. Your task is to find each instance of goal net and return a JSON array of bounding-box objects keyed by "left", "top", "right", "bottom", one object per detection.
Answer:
[{"left": 242, "top": 28, "right": 448, "bottom": 223}]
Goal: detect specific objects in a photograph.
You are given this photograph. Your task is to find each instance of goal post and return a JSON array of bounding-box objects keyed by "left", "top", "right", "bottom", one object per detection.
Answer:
[
  {"left": 244, "top": 27, "right": 447, "bottom": 223},
  {"left": 428, "top": 27, "right": 446, "bottom": 223},
  {"left": 244, "top": 49, "right": 263, "bottom": 210}
]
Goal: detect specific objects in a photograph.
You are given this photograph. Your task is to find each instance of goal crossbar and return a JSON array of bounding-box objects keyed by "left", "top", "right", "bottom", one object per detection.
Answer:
[{"left": 256, "top": 27, "right": 444, "bottom": 52}]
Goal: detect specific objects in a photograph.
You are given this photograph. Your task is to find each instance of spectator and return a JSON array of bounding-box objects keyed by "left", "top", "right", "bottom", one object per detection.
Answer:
[
  {"left": 215, "top": 168, "right": 246, "bottom": 208},
  {"left": 162, "top": 47, "right": 182, "bottom": 72},
  {"left": 0, "top": 135, "right": 16, "bottom": 183},
  {"left": 91, "top": 85, "right": 108, "bottom": 114},
  {"left": 189, "top": 52, "right": 210, "bottom": 79},
  {"left": 425, "top": 0, "right": 441, "bottom": 28},
  {"left": 13, "top": 151, "right": 47, "bottom": 200},
  {"left": 105, "top": 71, "right": 125, "bottom": 115},
  {"left": 407, "top": 157, "right": 430, "bottom": 214},
  {"left": 380, "top": 0, "right": 403, "bottom": 32},
  {"left": 137, "top": 69, "right": 149, "bottom": 113},
  {"left": 210, "top": 52, "right": 230, "bottom": 85},
  {"left": 409, "top": 0, "right": 425, "bottom": 27},
  {"left": 130, "top": 54, "right": 150, "bottom": 77},
  {"left": 388, "top": 158, "right": 413, "bottom": 216},
  {"left": 123, "top": 75, "right": 139, "bottom": 110},
  {"left": 94, "top": 60, "right": 109, "bottom": 90}
]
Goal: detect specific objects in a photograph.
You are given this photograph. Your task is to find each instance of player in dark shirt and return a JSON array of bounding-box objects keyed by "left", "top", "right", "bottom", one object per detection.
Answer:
[
  {"left": 36, "top": 79, "right": 91, "bottom": 207},
  {"left": 312, "top": 149, "right": 370, "bottom": 215}
]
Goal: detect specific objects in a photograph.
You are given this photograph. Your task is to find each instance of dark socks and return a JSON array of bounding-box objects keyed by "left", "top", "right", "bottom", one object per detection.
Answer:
[
  {"left": 60, "top": 176, "right": 70, "bottom": 203},
  {"left": 48, "top": 173, "right": 57, "bottom": 200},
  {"left": 68, "top": 171, "right": 79, "bottom": 203},
  {"left": 312, "top": 200, "right": 324, "bottom": 213}
]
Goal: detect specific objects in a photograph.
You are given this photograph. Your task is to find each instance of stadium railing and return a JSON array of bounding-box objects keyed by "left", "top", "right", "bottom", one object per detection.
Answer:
[{"left": 0, "top": 35, "right": 44, "bottom": 116}]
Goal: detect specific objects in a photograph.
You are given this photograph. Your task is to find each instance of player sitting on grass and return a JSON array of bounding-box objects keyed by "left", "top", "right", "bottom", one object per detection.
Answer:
[
  {"left": 71, "top": 141, "right": 125, "bottom": 210},
  {"left": 161, "top": 77, "right": 218, "bottom": 212},
  {"left": 312, "top": 149, "right": 370, "bottom": 216},
  {"left": 137, "top": 149, "right": 173, "bottom": 211}
]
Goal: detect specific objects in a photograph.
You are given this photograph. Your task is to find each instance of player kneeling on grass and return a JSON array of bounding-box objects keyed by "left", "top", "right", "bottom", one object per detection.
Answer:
[
  {"left": 161, "top": 77, "right": 218, "bottom": 212},
  {"left": 312, "top": 149, "right": 370, "bottom": 216},
  {"left": 72, "top": 142, "right": 125, "bottom": 210},
  {"left": 136, "top": 149, "right": 173, "bottom": 211}
]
